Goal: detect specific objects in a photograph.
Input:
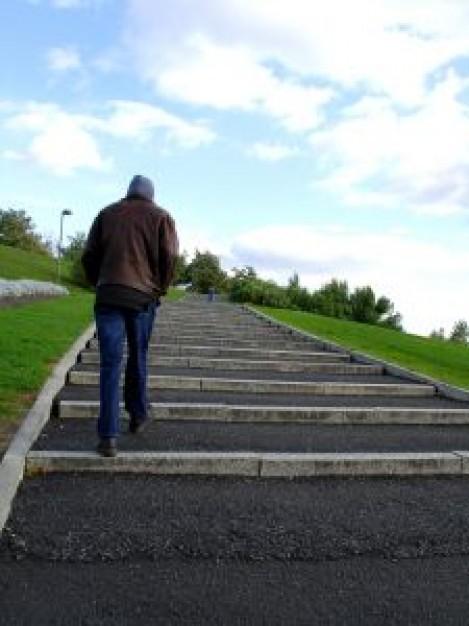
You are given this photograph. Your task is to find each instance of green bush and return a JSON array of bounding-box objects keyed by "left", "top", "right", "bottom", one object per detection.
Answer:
[
  {"left": 62, "top": 232, "right": 90, "bottom": 288},
  {"left": 228, "top": 267, "right": 403, "bottom": 330},
  {"left": 0, "top": 208, "right": 51, "bottom": 255},
  {"left": 186, "top": 250, "right": 227, "bottom": 293}
]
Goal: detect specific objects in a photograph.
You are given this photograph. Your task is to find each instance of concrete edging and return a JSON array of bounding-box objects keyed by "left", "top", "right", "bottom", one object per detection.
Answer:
[
  {"left": 58, "top": 400, "right": 469, "bottom": 424},
  {"left": 80, "top": 352, "right": 379, "bottom": 374},
  {"left": 25, "top": 450, "right": 467, "bottom": 478},
  {"left": 245, "top": 305, "right": 469, "bottom": 402},
  {"left": 67, "top": 371, "right": 435, "bottom": 397},
  {"left": 0, "top": 322, "right": 96, "bottom": 534}
]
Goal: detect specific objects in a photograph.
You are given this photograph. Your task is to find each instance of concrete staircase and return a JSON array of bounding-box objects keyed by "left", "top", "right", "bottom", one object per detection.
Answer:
[
  {"left": 28, "top": 297, "right": 469, "bottom": 477},
  {"left": 6, "top": 296, "right": 469, "bottom": 623}
]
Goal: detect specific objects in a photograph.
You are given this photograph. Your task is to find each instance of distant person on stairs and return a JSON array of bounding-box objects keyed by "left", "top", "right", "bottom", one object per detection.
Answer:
[{"left": 82, "top": 175, "right": 179, "bottom": 457}]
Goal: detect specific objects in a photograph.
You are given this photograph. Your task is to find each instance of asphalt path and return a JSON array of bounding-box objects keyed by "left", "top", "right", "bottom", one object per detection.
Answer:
[
  {"left": 3, "top": 474, "right": 469, "bottom": 625},
  {"left": 34, "top": 418, "right": 469, "bottom": 453}
]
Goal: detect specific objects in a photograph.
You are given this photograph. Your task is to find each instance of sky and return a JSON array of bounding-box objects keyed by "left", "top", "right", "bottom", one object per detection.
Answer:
[{"left": 1, "top": 0, "right": 469, "bottom": 335}]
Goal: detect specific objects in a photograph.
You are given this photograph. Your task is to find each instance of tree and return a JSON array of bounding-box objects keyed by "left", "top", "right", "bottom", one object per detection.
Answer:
[
  {"left": 288, "top": 272, "right": 300, "bottom": 289},
  {"left": 449, "top": 320, "right": 469, "bottom": 344},
  {"left": 62, "top": 232, "right": 88, "bottom": 287},
  {"left": 376, "top": 297, "right": 403, "bottom": 330},
  {"left": 230, "top": 266, "right": 257, "bottom": 280},
  {"left": 382, "top": 311, "right": 403, "bottom": 331},
  {"left": 186, "top": 250, "right": 227, "bottom": 293},
  {"left": 0, "top": 208, "right": 50, "bottom": 255},
  {"left": 349, "top": 286, "right": 378, "bottom": 323},
  {"left": 286, "top": 272, "right": 314, "bottom": 311},
  {"left": 311, "top": 279, "right": 350, "bottom": 318},
  {"left": 173, "top": 251, "right": 191, "bottom": 285},
  {"left": 375, "top": 296, "right": 392, "bottom": 317},
  {"left": 429, "top": 328, "right": 445, "bottom": 340}
]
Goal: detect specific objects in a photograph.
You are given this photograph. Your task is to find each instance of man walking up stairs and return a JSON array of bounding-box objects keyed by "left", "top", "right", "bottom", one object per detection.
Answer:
[{"left": 81, "top": 174, "right": 178, "bottom": 457}]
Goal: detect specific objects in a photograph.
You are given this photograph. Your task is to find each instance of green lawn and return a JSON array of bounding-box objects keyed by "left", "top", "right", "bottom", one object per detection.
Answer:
[
  {"left": 164, "top": 287, "right": 187, "bottom": 301},
  {"left": 254, "top": 306, "right": 469, "bottom": 390},
  {"left": 0, "top": 291, "right": 94, "bottom": 423},
  {"left": 0, "top": 242, "right": 185, "bottom": 424}
]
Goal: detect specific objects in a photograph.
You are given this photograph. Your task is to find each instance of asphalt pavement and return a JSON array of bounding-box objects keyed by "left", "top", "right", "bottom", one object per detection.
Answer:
[{"left": 3, "top": 474, "right": 469, "bottom": 625}]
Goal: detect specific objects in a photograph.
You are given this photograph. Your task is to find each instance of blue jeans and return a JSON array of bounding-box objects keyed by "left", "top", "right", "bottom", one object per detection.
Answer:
[{"left": 95, "top": 302, "right": 157, "bottom": 438}]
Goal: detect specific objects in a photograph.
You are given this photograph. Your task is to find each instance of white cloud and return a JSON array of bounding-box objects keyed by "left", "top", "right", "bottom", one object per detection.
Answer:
[
  {"left": 122, "top": 1, "right": 469, "bottom": 216},
  {"left": 310, "top": 70, "right": 469, "bottom": 215},
  {"left": 28, "top": 0, "right": 101, "bottom": 7},
  {"left": 126, "top": 0, "right": 469, "bottom": 111},
  {"left": 154, "top": 35, "right": 333, "bottom": 132},
  {"left": 101, "top": 100, "right": 216, "bottom": 148},
  {"left": 53, "top": 0, "right": 85, "bottom": 6},
  {"left": 2, "top": 100, "right": 215, "bottom": 176},
  {"left": 227, "top": 224, "right": 469, "bottom": 335},
  {"left": 6, "top": 104, "right": 109, "bottom": 175},
  {"left": 2, "top": 150, "right": 27, "bottom": 161},
  {"left": 125, "top": 16, "right": 333, "bottom": 132},
  {"left": 248, "top": 142, "right": 298, "bottom": 162},
  {"left": 92, "top": 49, "right": 123, "bottom": 73},
  {"left": 47, "top": 47, "right": 82, "bottom": 72}
]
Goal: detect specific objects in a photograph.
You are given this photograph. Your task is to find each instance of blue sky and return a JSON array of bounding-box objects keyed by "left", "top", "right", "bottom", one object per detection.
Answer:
[{"left": 1, "top": 0, "right": 469, "bottom": 334}]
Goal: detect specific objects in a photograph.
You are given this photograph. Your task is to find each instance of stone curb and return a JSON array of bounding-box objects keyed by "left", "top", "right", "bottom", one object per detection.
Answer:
[
  {"left": 120, "top": 336, "right": 316, "bottom": 349},
  {"left": 0, "top": 322, "right": 96, "bottom": 534},
  {"left": 68, "top": 371, "right": 435, "bottom": 397},
  {"left": 80, "top": 353, "right": 379, "bottom": 374},
  {"left": 156, "top": 315, "right": 252, "bottom": 322},
  {"left": 246, "top": 306, "right": 469, "bottom": 403},
  {"left": 25, "top": 450, "right": 466, "bottom": 478},
  {"left": 86, "top": 340, "right": 343, "bottom": 361},
  {"left": 152, "top": 331, "right": 296, "bottom": 340},
  {"left": 58, "top": 400, "right": 469, "bottom": 424}
]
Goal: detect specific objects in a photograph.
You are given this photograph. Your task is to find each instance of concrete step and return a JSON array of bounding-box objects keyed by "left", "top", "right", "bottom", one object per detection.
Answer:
[
  {"left": 135, "top": 336, "right": 321, "bottom": 350},
  {"left": 83, "top": 346, "right": 349, "bottom": 363},
  {"left": 36, "top": 419, "right": 469, "bottom": 454},
  {"left": 57, "top": 386, "right": 460, "bottom": 407},
  {"left": 57, "top": 400, "right": 469, "bottom": 424},
  {"left": 151, "top": 328, "right": 296, "bottom": 339},
  {"left": 156, "top": 315, "right": 254, "bottom": 323},
  {"left": 68, "top": 371, "right": 435, "bottom": 397},
  {"left": 154, "top": 322, "right": 270, "bottom": 332},
  {"left": 155, "top": 316, "right": 280, "bottom": 325},
  {"left": 73, "top": 362, "right": 405, "bottom": 383},
  {"left": 87, "top": 340, "right": 343, "bottom": 361},
  {"left": 26, "top": 450, "right": 466, "bottom": 477},
  {"left": 79, "top": 353, "right": 373, "bottom": 373}
]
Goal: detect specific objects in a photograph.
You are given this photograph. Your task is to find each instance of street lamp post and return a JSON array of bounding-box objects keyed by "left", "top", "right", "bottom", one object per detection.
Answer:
[{"left": 57, "top": 209, "right": 72, "bottom": 284}]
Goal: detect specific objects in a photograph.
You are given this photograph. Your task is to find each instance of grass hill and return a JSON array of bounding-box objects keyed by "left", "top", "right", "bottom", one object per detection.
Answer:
[
  {"left": 0, "top": 244, "right": 184, "bottom": 428},
  {"left": 0, "top": 244, "right": 69, "bottom": 283},
  {"left": 255, "top": 306, "right": 469, "bottom": 391},
  {"left": 0, "top": 245, "right": 93, "bottom": 425}
]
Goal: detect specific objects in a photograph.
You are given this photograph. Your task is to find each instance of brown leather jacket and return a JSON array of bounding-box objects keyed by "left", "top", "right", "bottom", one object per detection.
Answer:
[{"left": 82, "top": 197, "right": 179, "bottom": 297}]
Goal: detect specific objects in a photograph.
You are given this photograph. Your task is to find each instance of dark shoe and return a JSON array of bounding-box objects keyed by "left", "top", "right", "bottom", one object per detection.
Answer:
[
  {"left": 128, "top": 416, "right": 149, "bottom": 434},
  {"left": 97, "top": 438, "right": 117, "bottom": 457}
]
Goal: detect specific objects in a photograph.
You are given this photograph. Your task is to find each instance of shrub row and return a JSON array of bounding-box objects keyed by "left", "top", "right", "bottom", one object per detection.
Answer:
[{"left": 228, "top": 269, "right": 403, "bottom": 330}]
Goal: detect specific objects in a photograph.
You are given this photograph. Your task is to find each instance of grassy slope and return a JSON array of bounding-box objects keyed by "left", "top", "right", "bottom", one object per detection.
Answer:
[
  {"left": 0, "top": 292, "right": 94, "bottom": 422},
  {"left": 164, "top": 288, "right": 187, "bottom": 302},
  {"left": 0, "top": 244, "right": 186, "bottom": 299},
  {"left": 0, "top": 244, "right": 185, "bottom": 423},
  {"left": 0, "top": 244, "right": 72, "bottom": 283},
  {"left": 0, "top": 245, "right": 95, "bottom": 422},
  {"left": 255, "top": 306, "right": 469, "bottom": 390}
]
